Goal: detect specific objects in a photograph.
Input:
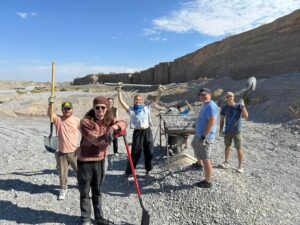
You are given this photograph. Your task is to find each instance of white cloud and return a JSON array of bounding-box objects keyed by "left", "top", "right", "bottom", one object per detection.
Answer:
[
  {"left": 16, "top": 11, "right": 39, "bottom": 19},
  {"left": 151, "top": 0, "right": 300, "bottom": 36},
  {"left": 142, "top": 28, "right": 159, "bottom": 36},
  {"left": 149, "top": 37, "right": 168, "bottom": 42},
  {"left": 31, "top": 12, "right": 38, "bottom": 17},
  {"left": 16, "top": 12, "right": 28, "bottom": 19}
]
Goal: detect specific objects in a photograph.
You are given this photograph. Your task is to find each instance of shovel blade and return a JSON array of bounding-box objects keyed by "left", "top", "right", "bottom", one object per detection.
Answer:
[
  {"left": 141, "top": 209, "right": 150, "bottom": 225},
  {"left": 43, "top": 136, "right": 58, "bottom": 153}
]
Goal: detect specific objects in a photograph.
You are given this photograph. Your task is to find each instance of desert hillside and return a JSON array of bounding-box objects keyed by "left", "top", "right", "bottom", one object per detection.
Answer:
[
  {"left": 1, "top": 75, "right": 299, "bottom": 123},
  {"left": 74, "top": 9, "right": 300, "bottom": 85}
]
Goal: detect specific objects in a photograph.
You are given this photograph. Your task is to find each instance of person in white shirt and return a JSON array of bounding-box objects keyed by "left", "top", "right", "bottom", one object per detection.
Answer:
[{"left": 116, "top": 86, "right": 163, "bottom": 177}]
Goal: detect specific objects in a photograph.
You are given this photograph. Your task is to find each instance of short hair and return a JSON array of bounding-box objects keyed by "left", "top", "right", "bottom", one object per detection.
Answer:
[{"left": 134, "top": 95, "right": 143, "bottom": 100}]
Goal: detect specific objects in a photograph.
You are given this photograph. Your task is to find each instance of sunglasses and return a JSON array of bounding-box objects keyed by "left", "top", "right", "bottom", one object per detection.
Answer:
[
  {"left": 94, "top": 106, "right": 107, "bottom": 110},
  {"left": 199, "top": 93, "right": 207, "bottom": 96},
  {"left": 63, "top": 107, "right": 72, "bottom": 111}
]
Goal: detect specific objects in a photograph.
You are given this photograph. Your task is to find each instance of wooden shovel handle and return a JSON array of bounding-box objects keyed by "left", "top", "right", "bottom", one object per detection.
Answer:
[{"left": 50, "top": 62, "right": 55, "bottom": 123}]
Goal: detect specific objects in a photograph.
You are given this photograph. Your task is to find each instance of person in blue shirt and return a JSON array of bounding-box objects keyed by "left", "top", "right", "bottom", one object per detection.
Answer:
[
  {"left": 191, "top": 88, "right": 219, "bottom": 188},
  {"left": 219, "top": 92, "right": 248, "bottom": 173},
  {"left": 177, "top": 100, "right": 193, "bottom": 115}
]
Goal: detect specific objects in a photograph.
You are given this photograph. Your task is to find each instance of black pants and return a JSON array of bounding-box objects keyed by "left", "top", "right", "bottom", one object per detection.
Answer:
[
  {"left": 113, "top": 138, "right": 118, "bottom": 154},
  {"left": 125, "top": 128, "right": 153, "bottom": 175},
  {"left": 77, "top": 160, "right": 105, "bottom": 223}
]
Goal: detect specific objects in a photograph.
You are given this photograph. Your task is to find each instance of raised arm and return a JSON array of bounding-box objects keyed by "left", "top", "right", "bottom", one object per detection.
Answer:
[
  {"left": 116, "top": 86, "right": 130, "bottom": 112},
  {"left": 149, "top": 85, "right": 164, "bottom": 107},
  {"left": 47, "top": 96, "right": 58, "bottom": 123},
  {"left": 185, "top": 100, "right": 192, "bottom": 110}
]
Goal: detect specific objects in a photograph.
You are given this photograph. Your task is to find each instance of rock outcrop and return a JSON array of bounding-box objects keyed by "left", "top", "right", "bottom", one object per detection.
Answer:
[{"left": 74, "top": 9, "right": 300, "bottom": 85}]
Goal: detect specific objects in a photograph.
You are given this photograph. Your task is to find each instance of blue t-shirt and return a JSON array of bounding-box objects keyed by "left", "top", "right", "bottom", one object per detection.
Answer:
[
  {"left": 220, "top": 104, "right": 242, "bottom": 133},
  {"left": 195, "top": 101, "right": 219, "bottom": 140},
  {"left": 178, "top": 109, "right": 190, "bottom": 115}
]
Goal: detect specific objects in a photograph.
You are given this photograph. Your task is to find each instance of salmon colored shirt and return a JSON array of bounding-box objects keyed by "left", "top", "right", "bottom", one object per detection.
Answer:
[{"left": 55, "top": 115, "right": 81, "bottom": 153}]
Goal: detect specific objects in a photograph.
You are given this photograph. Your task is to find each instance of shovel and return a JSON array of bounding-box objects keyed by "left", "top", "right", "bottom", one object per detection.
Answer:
[
  {"left": 122, "top": 133, "right": 150, "bottom": 225},
  {"left": 44, "top": 62, "right": 58, "bottom": 153}
]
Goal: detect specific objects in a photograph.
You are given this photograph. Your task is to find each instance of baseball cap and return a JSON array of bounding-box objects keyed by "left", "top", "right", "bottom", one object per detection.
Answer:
[
  {"left": 61, "top": 101, "right": 73, "bottom": 109},
  {"left": 199, "top": 88, "right": 211, "bottom": 95}
]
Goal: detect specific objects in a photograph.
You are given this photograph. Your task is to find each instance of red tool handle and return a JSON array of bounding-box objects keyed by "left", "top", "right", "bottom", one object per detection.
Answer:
[{"left": 123, "top": 135, "right": 142, "bottom": 197}]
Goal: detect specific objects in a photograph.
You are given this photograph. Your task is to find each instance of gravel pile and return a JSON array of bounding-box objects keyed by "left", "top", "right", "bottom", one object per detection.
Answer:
[{"left": 0, "top": 116, "right": 299, "bottom": 225}]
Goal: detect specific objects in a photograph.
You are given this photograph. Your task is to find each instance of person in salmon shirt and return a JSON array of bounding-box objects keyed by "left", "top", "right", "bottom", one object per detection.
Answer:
[{"left": 47, "top": 100, "right": 81, "bottom": 200}]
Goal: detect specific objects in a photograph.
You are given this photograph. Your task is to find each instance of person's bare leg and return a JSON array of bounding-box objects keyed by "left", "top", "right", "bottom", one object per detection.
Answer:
[
  {"left": 203, "top": 159, "right": 212, "bottom": 183},
  {"left": 225, "top": 146, "right": 231, "bottom": 163},
  {"left": 237, "top": 148, "right": 244, "bottom": 168}
]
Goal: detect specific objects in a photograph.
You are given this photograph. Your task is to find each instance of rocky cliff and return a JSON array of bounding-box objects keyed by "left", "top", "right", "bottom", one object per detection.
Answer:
[{"left": 74, "top": 9, "right": 300, "bottom": 85}]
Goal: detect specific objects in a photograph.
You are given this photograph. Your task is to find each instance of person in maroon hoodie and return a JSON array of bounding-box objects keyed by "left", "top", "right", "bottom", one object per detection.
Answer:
[{"left": 77, "top": 96, "right": 127, "bottom": 225}]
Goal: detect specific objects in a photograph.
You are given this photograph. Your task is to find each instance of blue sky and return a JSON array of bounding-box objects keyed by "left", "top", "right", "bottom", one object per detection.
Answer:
[{"left": 0, "top": 0, "right": 299, "bottom": 82}]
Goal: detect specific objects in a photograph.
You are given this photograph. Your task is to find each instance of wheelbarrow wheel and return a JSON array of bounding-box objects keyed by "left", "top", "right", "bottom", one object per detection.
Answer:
[{"left": 173, "top": 144, "right": 182, "bottom": 154}]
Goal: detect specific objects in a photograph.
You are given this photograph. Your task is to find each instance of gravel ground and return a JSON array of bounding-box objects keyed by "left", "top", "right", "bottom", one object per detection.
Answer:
[{"left": 0, "top": 116, "right": 299, "bottom": 225}]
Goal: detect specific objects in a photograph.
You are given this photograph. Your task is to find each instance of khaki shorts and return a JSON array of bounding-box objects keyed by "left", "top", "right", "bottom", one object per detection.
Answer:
[
  {"left": 224, "top": 132, "right": 242, "bottom": 149},
  {"left": 191, "top": 136, "right": 213, "bottom": 160}
]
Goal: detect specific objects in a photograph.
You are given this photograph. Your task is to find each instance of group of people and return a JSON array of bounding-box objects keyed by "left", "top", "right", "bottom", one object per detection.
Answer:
[
  {"left": 48, "top": 95, "right": 127, "bottom": 225},
  {"left": 47, "top": 84, "right": 164, "bottom": 225},
  {"left": 191, "top": 89, "right": 248, "bottom": 188},
  {"left": 47, "top": 84, "right": 248, "bottom": 224}
]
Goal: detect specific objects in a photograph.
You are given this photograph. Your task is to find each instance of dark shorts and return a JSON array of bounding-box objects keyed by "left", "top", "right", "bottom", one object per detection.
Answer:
[{"left": 224, "top": 132, "right": 242, "bottom": 149}]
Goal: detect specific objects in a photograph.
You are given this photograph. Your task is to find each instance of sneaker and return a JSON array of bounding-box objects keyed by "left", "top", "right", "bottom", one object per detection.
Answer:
[
  {"left": 191, "top": 162, "right": 203, "bottom": 169},
  {"left": 58, "top": 188, "right": 67, "bottom": 200},
  {"left": 97, "top": 218, "right": 114, "bottom": 225},
  {"left": 195, "top": 180, "right": 212, "bottom": 188},
  {"left": 145, "top": 170, "right": 152, "bottom": 177},
  {"left": 124, "top": 174, "right": 134, "bottom": 182},
  {"left": 113, "top": 152, "right": 119, "bottom": 157},
  {"left": 237, "top": 167, "right": 244, "bottom": 173},
  {"left": 219, "top": 161, "right": 229, "bottom": 169}
]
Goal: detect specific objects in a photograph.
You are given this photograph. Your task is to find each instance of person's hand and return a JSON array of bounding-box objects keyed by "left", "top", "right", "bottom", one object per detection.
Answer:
[
  {"left": 219, "top": 130, "right": 224, "bottom": 137},
  {"left": 115, "top": 82, "right": 123, "bottom": 91},
  {"left": 48, "top": 96, "right": 55, "bottom": 104},
  {"left": 199, "top": 135, "right": 206, "bottom": 145},
  {"left": 158, "top": 84, "right": 164, "bottom": 93},
  {"left": 238, "top": 99, "right": 245, "bottom": 109},
  {"left": 115, "top": 86, "right": 122, "bottom": 92}
]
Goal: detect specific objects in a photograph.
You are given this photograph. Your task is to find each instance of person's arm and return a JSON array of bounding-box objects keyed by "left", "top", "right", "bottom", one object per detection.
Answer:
[
  {"left": 185, "top": 100, "right": 192, "bottom": 111},
  {"left": 238, "top": 99, "right": 248, "bottom": 119},
  {"left": 241, "top": 107, "right": 249, "bottom": 119},
  {"left": 115, "top": 109, "right": 119, "bottom": 120},
  {"left": 110, "top": 119, "right": 127, "bottom": 132},
  {"left": 80, "top": 119, "right": 107, "bottom": 146},
  {"left": 116, "top": 87, "right": 130, "bottom": 112},
  {"left": 202, "top": 116, "right": 217, "bottom": 137},
  {"left": 219, "top": 115, "right": 225, "bottom": 131},
  {"left": 47, "top": 102, "right": 58, "bottom": 123},
  {"left": 149, "top": 85, "right": 164, "bottom": 107}
]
